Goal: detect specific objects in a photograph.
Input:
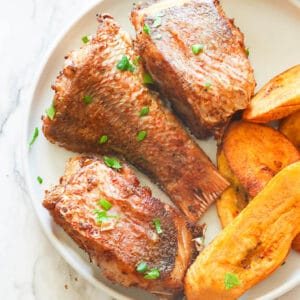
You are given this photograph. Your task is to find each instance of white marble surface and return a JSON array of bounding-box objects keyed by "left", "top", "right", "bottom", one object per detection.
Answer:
[{"left": 0, "top": 0, "right": 299, "bottom": 299}]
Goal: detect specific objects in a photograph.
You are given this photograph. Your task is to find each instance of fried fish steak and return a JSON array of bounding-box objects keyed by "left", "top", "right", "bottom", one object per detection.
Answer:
[
  {"left": 43, "top": 156, "right": 204, "bottom": 298},
  {"left": 42, "top": 15, "right": 229, "bottom": 221},
  {"left": 131, "top": 0, "right": 256, "bottom": 138}
]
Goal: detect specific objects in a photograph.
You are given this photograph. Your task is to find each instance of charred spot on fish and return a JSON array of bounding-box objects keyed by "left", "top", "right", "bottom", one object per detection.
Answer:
[
  {"left": 274, "top": 160, "right": 283, "bottom": 169},
  {"left": 240, "top": 258, "right": 250, "bottom": 269},
  {"left": 194, "top": 188, "right": 203, "bottom": 197},
  {"left": 260, "top": 165, "right": 275, "bottom": 176},
  {"left": 61, "top": 207, "right": 68, "bottom": 213},
  {"left": 97, "top": 13, "right": 114, "bottom": 21},
  {"left": 188, "top": 205, "right": 198, "bottom": 214}
]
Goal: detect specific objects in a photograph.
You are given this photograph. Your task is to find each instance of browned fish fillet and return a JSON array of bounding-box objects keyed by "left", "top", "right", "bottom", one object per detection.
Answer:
[
  {"left": 43, "top": 156, "right": 204, "bottom": 297},
  {"left": 131, "top": 0, "right": 256, "bottom": 138},
  {"left": 42, "top": 15, "right": 229, "bottom": 221}
]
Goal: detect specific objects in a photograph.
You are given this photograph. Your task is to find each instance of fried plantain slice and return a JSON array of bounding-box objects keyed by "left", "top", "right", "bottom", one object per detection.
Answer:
[
  {"left": 243, "top": 64, "right": 300, "bottom": 123},
  {"left": 216, "top": 150, "right": 250, "bottom": 228},
  {"left": 223, "top": 121, "right": 300, "bottom": 198},
  {"left": 185, "top": 162, "right": 300, "bottom": 300},
  {"left": 279, "top": 109, "right": 300, "bottom": 149}
]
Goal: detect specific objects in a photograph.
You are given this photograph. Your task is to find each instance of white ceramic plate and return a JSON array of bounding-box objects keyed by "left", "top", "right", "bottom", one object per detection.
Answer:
[
  {"left": 23, "top": 0, "right": 300, "bottom": 299},
  {"left": 289, "top": 0, "right": 300, "bottom": 9}
]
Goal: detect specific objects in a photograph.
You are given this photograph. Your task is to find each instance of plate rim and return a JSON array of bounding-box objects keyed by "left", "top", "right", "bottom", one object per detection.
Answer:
[
  {"left": 289, "top": 0, "right": 300, "bottom": 9},
  {"left": 22, "top": 1, "right": 300, "bottom": 299}
]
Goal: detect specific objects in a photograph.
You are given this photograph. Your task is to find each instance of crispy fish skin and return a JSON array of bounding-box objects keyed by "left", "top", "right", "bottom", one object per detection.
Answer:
[
  {"left": 42, "top": 15, "right": 229, "bottom": 221},
  {"left": 131, "top": 0, "right": 256, "bottom": 138},
  {"left": 43, "top": 156, "right": 203, "bottom": 297}
]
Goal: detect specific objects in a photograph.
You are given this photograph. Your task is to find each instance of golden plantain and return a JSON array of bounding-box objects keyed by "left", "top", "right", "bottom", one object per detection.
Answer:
[
  {"left": 217, "top": 121, "right": 300, "bottom": 252},
  {"left": 243, "top": 64, "right": 300, "bottom": 123},
  {"left": 216, "top": 150, "right": 249, "bottom": 228},
  {"left": 222, "top": 121, "right": 300, "bottom": 198},
  {"left": 279, "top": 109, "right": 300, "bottom": 149},
  {"left": 185, "top": 162, "right": 300, "bottom": 300}
]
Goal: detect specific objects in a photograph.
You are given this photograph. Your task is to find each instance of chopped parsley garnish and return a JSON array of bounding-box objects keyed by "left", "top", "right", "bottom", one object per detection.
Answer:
[
  {"left": 197, "top": 236, "right": 205, "bottom": 244},
  {"left": 136, "top": 261, "right": 148, "bottom": 273},
  {"left": 143, "top": 73, "right": 154, "bottom": 84},
  {"left": 245, "top": 47, "right": 250, "bottom": 57},
  {"left": 46, "top": 101, "right": 56, "bottom": 120},
  {"left": 152, "top": 16, "right": 162, "bottom": 28},
  {"left": 136, "top": 130, "right": 147, "bottom": 142},
  {"left": 133, "top": 55, "right": 142, "bottom": 66},
  {"left": 116, "top": 55, "right": 136, "bottom": 72},
  {"left": 140, "top": 106, "right": 150, "bottom": 117},
  {"left": 94, "top": 210, "right": 120, "bottom": 224},
  {"left": 99, "top": 135, "right": 108, "bottom": 144},
  {"left": 98, "top": 198, "right": 112, "bottom": 211},
  {"left": 153, "top": 218, "right": 163, "bottom": 234},
  {"left": 129, "top": 64, "right": 136, "bottom": 72},
  {"left": 103, "top": 156, "right": 122, "bottom": 169},
  {"left": 136, "top": 262, "right": 160, "bottom": 280},
  {"left": 83, "top": 95, "right": 93, "bottom": 104},
  {"left": 29, "top": 127, "right": 39, "bottom": 146},
  {"left": 144, "top": 269, "right": 160, "bottom": 280},
  {"left": 37, "top": 176, "right": 43, "bottom": 184},
  {"left": 224, "top": 272, "right": 242, "bottom": 290},
  {"left": 191, "top": 44, "right": 204, "bottom": 55},
  {"left": 82, "top": 36, "right": 89, "bottom": 43},
  {"left": 143, "top": 24, "right": 151, "bottom": 35},
  {"left": 204, "top": 83, "right": 212, "bottom": 89}
]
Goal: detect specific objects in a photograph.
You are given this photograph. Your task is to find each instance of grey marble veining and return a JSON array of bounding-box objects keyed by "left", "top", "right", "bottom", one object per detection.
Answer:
[
  {"left": 0, "top": 0, "right": 110, "bottom": 299},
  {"left": 0, "top": 0, "right": 299, "bottom": 299}
]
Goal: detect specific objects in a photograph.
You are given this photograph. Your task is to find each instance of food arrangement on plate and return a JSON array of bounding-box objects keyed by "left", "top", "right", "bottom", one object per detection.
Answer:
[{"left": 29, "top": 0, "right": 300, "bottom": 299}]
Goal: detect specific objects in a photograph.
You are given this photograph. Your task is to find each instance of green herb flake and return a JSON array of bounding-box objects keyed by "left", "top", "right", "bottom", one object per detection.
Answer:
[
  {"left": 129, "top": 64, "right": 136, "bottom": 72},
  {"left": 140, "top": 106, "right": 150, "bottom": 117},
  {"left": 191, "top": 44, "right": 204, "bottom": 55},
  {"left": 37, "top": 176, "right": 43, "bottom": 184},
  {"left": 143, "top": 73, "right": 154, "bottom": 84},
  {"left": 133, "top": 55, "right": 142, "bottom": 66},
  {"left": 245, "top": 47, "right": 250, "bottom": 57},
  {"left": 153, "top": 218, "right": 163, "bottom": 234},
  {"left": 103, "top": 156, "right": 122, "bottom": 170},
  {"left": 224, "top": 272, "right": 242, "bottom": 290},
  {"left": 83, "top": 95, "right": 93, "bottom": 104},
  {"left": 152, "top": 16, "right": 162, "bottom": 28},
  {"left": 116, "top": 55, "right": 136, "bottom": 72},
  {"left": 29, "top": 127, "right": 39, "bottom": 146},
  {"left": 197, "top": 236, "right": 205, "bottom": 244},
  {"left": 94, "top": 210, "right": 120, "bottom": 224},
  {"left": 46, "top": 102, "right": 56, "bottom": 120},
  {"left": 204, "top": 83, "right": 212, "bottom": 89},
  {"left": 98, "top": 198, "right": 112, "bottom": 211},
  {"left": 137, "top": 261, "right": 148, "bottom": 273},
  {"left": 82, "top": 36, "right": 89, "bottom": 44},
  {"left": 144, "top": 269, "right": 160, "bottom": 280},
  {"left": 99, "top": 135, "right": 108, "bottom": 144},
  {"left": 143, "top": 24, "right": 151, "bottom": 35},
  {"left": 136, "top": 130, "right": 147, "bottom": 142}
]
